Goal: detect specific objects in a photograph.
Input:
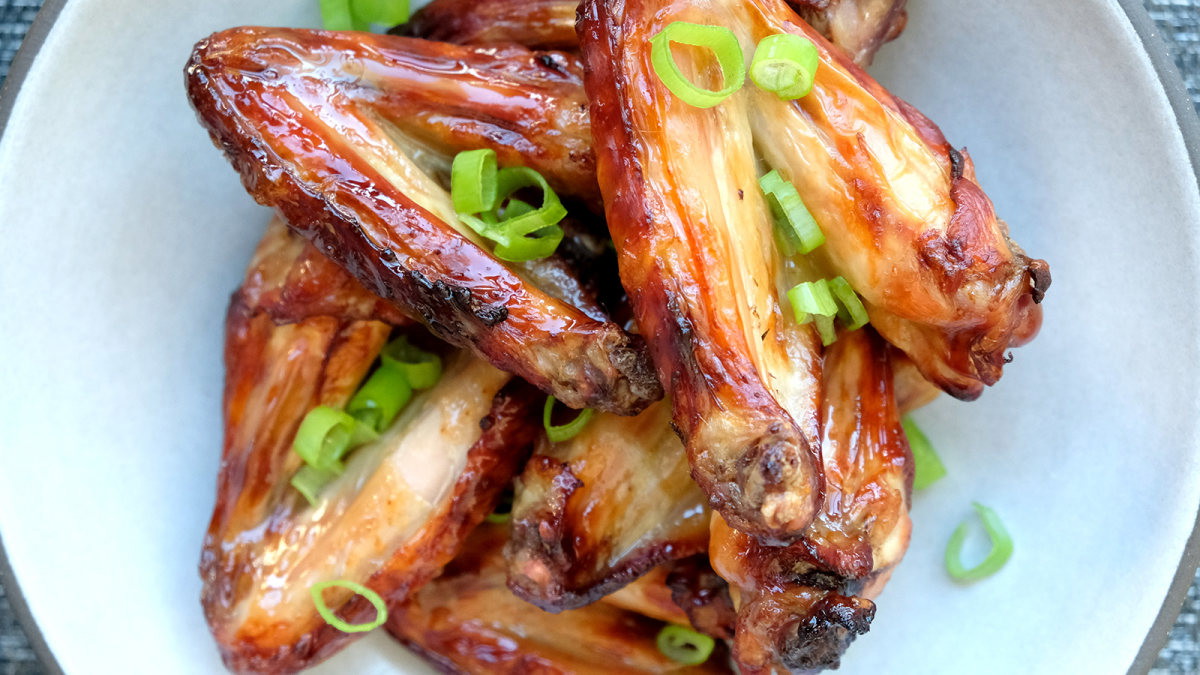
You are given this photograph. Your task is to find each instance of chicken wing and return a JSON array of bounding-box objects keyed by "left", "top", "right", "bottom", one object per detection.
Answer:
[
  {"left": 708, "top": 329, "right": 911, "bottom": 673},
  {"left": 506, "top": 400, "right": 712, "bottom": 610},
  {"left": 387, "top": 524, "right": 732, "bottom": 674},
  {"left": 404, "top": 0, "right": 907, "bottom": 66},
  {"left": 186, "top": 27, "right": 660, "bottom": 415},
  {"left": 207, "top": 292, "right": 541, "bottom": 673}
]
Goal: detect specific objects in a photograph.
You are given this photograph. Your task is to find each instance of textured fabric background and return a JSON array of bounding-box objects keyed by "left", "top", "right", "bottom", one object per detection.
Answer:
[{"left": 1, "top": 1, "right": 1199, "bottom": 673}]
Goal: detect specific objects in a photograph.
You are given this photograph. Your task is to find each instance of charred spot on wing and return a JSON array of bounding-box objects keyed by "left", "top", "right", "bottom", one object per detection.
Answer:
[
  {"left": 1029, "top": 259, "right": 1052, "bottom": 304},
  {"left": 948, "top": 146, "right": 965, "bottom": 180},
  {"left": 784, "top": 594, "right": 876, "bottom": 671}
]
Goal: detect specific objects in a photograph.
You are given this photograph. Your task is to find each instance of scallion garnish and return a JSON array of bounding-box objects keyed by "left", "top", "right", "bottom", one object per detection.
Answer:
[
  {"left": 750, "top": 33, "right": 819, "bottom": 100},
  {"left": 944, "top": 503, "right": 1013, "bottom": 582},
  {"left": 310, "top": 580, "right": 389, "bottom": 633},
  {"left": 347, "top": 365, "right": 412, "bottom": 433},
  {"left": 787, "top": 279, "right": 838, "bottom": 324},
  {"left": 543, "top": 396, "right": 595, "bottom": 443},
  {"left": 450, "top": 148, "right": 498, "bottom": 216},
  {"left": 319, "top": 0, "right": 359, "bottom": 30},
  {"left": 293, "top": 406, "right": 376, "bottom": 474},
  {"left": 451, "top": 150, "right": 567, "bottom": 262},
  {"left": 828, "top": 276, "right": 869, "bottom": 331},
  {"left": 902, "top": 417, "right": 946, "bottom": 490},
  {"left": 291, "top": 465, "right": 338, "bottom": 506},
  {"left": 486, "top": 490, "right": 514, "bottom": 524},
  {"left": 760, "top": 170, "right": 824, "bottom": 255},
  {"left": 656, "top": 624, "right": 715, "bottom": 665},
  {"left": 650, "top": 22, "right": 746, "bottom": 109},
  {"left": 350, "top": 0, "right": 410, "bottom": 28},
  {"left": 381, "top": 336, "right": 443, "bottom": 389}
]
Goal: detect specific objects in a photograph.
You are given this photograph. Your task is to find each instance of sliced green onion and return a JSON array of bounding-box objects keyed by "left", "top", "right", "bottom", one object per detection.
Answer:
[
  {"left": 750, "top": 33, "right": 819, "bottom": 99},
  {"left": 453, "top": 156, "right": 567, "bottom": 263},
  {"left": 310, "top": 580, "right": 389, "bottom": 633},
  {"left": 291, "top": 465, "right": 338, "bottom": 506},
  {"left": 347, "top": 365, "right": 412, "bottom": 433},
  {"left": 381, "top": 336, "right": 443, "bottom": 390},
  {"left": 656, "top": 624, "right": 715, "bottom": 665},
  {"left": 945, "top": 502, "right": 1013, "bottom": 583},
  {"left": 543, "top": 396, "right": 595, "bottom": 443},
  {"left": 486, "top": 490, "right": 514, "bottom": 524},
  {"left": 787, "top": 279, "right": 837, "bottom": 325},
  {"left": 650, "top": 22, "right": 746, "bottom": 108},
  {"left": 828, "top": 276, "right": 869, "bottom": 331},
  {"left": 760, "top": 170, "right": 824, "bottom": 254},
  {"left": 350, "top": 0, "right": 410, "bottom": 27},
  {"left": 293, "top": 406, "right": 375, "bottom": 473},
  {"left": 814, "top": 314, "right": 837, "bottom": 346},
  {"left": 320, "top": 0, "right": 362, "bottom": 30},
  {"left": 451, "top": 148, "right": 498, "bottom": 215},
  {"left": 902, "top": 417, "right": 946, "bottom": 490}
]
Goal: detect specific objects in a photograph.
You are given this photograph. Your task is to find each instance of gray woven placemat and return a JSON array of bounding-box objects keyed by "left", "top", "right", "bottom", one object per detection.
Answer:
[{"left": 1, "top": 1, "right": 1199, "bottom": 673}]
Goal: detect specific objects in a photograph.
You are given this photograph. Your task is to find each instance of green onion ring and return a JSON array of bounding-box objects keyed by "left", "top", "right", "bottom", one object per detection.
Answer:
[
  {"left": 350, "top": 0, "right": 410, "bottom": 28},
  {"left": 828, "top": 276, "right": 870, "bottom": 331},
  {"left": 650, "top": 22, "right": 746, "bottom": 108},
  {"left": 310, "top": 580, "right": 389, "bottom": 633},
  {"left": 750, "top": 33, "right": 820, "bottom": 100},
  {"left": 656, "top": 624, "right": 715, "bottom": 665},
  {"left": 381, "top": 336, "right": 443, "bottom": 390},
  {"left": 902, "top": 417, "right": 946, "bottom": 490},
  {"left": 347, "top": 365, "right": 413, "bottom": 433},
  {"left": 543, "top": 396, "right": 595, "bottom": 443},
  {"left": 450, "top": 148, "right": 499, "bottom": 216},
  {"left": 945, "top": 502, "right": 1014, "bottom": 582},
  {"left": 760, "top": 169, "right": 825, "bottom": 255}
]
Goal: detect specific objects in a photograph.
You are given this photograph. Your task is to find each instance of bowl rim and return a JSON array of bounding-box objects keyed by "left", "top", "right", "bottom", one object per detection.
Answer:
[{"left": 0, "top": 1, "right": 1197, "bottom": 673}]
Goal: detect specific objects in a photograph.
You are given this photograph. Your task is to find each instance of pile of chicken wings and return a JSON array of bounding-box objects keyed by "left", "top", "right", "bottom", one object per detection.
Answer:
[{"left": 185, "top": 0, "right": 1048, "bottom": 672}]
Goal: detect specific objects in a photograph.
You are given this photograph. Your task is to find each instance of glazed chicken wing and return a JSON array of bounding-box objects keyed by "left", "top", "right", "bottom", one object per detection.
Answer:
[
  {"left": 506, "top": 400, "right": 712, "bottom": 610},
  {"left": 708, "top": 329, "right": 912, "bottom": 673},
  {"left": 578, "top": 0, "right": 1045, "bottom": 534},
  {"left": 404, "top": 0, "right": 907, "bottom": 66},
  {"left": 205, "top": 225, "right": 545, "bottom": 672},
  {"left": 186, "top": 27, "right": 660, "bottom": 415},
  {"left": 387, "top": 524, "right": 733, "bottom": 674}
]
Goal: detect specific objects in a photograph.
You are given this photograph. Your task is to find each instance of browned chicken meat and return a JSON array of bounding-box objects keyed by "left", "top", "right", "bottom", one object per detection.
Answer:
[
  {"left": 579, "top": 0, "right": 1046, "bottom": 538},
  {"left": 404, "top": 0, "right": 907, "bottom": 66},
  {"left": 186, "top": 27, "right": 661, "bottom": 416},
  {"left": 204, "top": 223, "right": 544, "bottom": 673},
  {"left": 708, "top": 329, "right": 912, "bottom": 673},
  {"left": 387, "top": 524, "right": 733, "bottom": 674},
  {"left": 506, "top": 400, "right": 711, "bottom": 610}
]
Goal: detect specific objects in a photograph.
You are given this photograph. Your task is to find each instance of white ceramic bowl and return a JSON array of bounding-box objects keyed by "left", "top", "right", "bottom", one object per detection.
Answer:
[{"left": 1, "top": 1, "right": 1198, "bottom": 673}]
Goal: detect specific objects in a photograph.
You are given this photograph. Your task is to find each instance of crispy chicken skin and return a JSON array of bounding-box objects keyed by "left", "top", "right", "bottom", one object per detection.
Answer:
[
  {"left": 506, "top": 400, "right": 712, "bottom": 610},
  {"left": 708, "top": 329, "right": 911, "bottom": 673},
  {"left": 789, "top": 0, "right": 908, "bottom": 66},
  {"left": 207, "top": 255, "right": 543, "bottom": 672},
  {"left": 186, "top": 27, "right": 661, "bottom": 415},
  {"left": 403, "top": 0, "right": 906, "bottom": 66},
  {"left": 239, "top": 218, "right": 410, "bottom": 326},
  {"left": 387, "top": 524, "right": 732, "bottom": 674}
]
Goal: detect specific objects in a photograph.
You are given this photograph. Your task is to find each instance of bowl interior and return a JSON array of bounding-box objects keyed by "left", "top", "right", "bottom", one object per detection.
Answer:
[{"left": 0, "top": 0, "right": 1197, "bottom": 673}]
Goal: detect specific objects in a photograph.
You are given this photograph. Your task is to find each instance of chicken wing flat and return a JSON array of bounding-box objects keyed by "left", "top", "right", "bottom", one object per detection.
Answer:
[
  {"left": 708, "top": 329, "right": 911, "bottom": 672},
  {"left": 186, "top": 27, "right": 661, "bottom": 415},
  {"left": 506, "top": 400, "right": 712, "bottom": 610},
  {"left": 388, "top": 524, "right": 732, "bottom": 674},
  {"left": 208, "top": 292, "right": 541, "bottom": 672},
  {"left": 404, "top": 0, "right": 906, "bottom": 66}
]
